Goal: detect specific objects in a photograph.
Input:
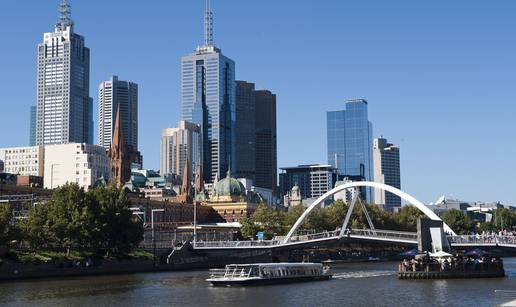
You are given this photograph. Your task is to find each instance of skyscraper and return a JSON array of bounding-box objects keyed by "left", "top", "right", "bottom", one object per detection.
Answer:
[
  {"left": 88, "top": 98, "right": 94, "bottom": 144},
  {"left": 235, "top": 81, "right": 256, "bottom": 180},
  {"left": 373, "top": 137, "right": 401, "bottom": 210},
  {"left": 29, "top": 106, "right": 36, "bottom": 146},
  {"left": 35, "top": 0, "right": 91, "bottom": 146},
  {"left": 160, "top": 121, "right": 202, "bottom": 181},
  {"left": 255, "top": 90, "right": 277, "bottom": 192},
  {"left": 98, "top": 76, "right": 138, "bottom": 150},
  {"left": 327, "top": 99, "right": 373, "bottom": 202},
  {"left": 180, "top": 3, "right": 235, "bottom": 183}
]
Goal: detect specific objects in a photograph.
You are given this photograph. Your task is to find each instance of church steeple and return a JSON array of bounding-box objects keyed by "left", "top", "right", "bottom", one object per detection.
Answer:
[
  {"left": 109, "top": 105, "right": 130, "bottom": 186},
  {"left": 111, "top": 104, "right": 124, "bottom": 157},
  {"left": 181, "top": 156, "right": 192, "bottom": 196}
]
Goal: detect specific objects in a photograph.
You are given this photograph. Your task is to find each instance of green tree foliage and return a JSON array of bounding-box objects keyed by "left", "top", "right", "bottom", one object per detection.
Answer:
[
  {"left": 0, "top": 204, "right": 14, "bottom": 247},
  {"left": 492, "top": 208, "right": 516, "bottom": 230},
  {"left": 476, "top": 221, "right": 497, "bottom": 233},
  {"left": 247, "top": 204, "right": 285, "bottom": 239},
  {"left": 45, "top": 183, "right": 89, "bottom": 255},
  {"left": 241, "top": 201, "right": 446, "bottom": 238},
  {"left": 441, "top": 209, "right": 473, "bottom": 235},
  {"left": 239, "top": 218, "right": 261, "bottom": 240},
  {"left": 283, "top": 205, "right": 305, "bottom": 230},
  {"left": 20, "top": 183, "right": 143, "bottom": 256},
  {"left": 89, "top": 184, "right": 143, "bottom": 255},
  {"left": 20, "top": 204, "right": 50, "bottom": 249},
  {"left": 395, "top": 205, "right": 426, "bottom": 231}
]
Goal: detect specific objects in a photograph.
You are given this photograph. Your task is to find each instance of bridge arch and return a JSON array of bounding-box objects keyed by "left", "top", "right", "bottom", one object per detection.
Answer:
[{"left": 283, "top": 181, "right": 456, "bottom": 243}]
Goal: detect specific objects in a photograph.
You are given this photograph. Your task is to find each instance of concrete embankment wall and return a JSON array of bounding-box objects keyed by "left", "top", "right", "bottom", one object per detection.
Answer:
[{"left": 0, "top": 259, "right": 168, "bottom": 281}]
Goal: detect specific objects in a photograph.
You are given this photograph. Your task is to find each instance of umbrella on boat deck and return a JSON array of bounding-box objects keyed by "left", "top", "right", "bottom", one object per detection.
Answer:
[
  {"left": 466, "top": 248, "right": 489, "bottom": 257},
  {"left": 400, "top": 248, "right": 419, "bottom": 257}
]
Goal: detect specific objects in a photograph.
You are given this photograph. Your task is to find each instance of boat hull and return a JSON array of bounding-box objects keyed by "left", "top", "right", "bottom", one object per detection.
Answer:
[
  {"left": 398, "top": 270, "right": 505, "bottom": 279},
  {"left": 208, "top": 275, "right": 332, "bottom": 287}
]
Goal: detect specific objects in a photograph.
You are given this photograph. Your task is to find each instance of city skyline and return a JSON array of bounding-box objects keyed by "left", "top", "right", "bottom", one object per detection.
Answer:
[{"left": 0, "top": 1, "right": 515, "bottom": 204}]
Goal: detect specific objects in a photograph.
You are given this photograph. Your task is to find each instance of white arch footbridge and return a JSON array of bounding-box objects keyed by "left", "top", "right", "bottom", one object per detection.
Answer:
[{"left": 192, "top": 182, "right": 516, "bottom": 250}]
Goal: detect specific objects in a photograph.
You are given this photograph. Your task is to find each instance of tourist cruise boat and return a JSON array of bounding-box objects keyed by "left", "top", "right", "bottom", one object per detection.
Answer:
[{"left": 207, "top": 263, "right": 332, "bottom": 286}]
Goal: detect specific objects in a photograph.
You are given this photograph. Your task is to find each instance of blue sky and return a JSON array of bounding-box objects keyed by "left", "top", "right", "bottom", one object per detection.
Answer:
[{"left": 0, "top": 0, "right": 515, "bottom": 205}]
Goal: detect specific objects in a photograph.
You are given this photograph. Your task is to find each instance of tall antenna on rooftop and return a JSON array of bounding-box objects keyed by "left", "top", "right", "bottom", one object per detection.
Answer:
[
  {"left": 57, "top": 0, "right": 74, "bottom": 30},
  {"left": 204, "top": 0, "right": 214, "bottom": 46}
]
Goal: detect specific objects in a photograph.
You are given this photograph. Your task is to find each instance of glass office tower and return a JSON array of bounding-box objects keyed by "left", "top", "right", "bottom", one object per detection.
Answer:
[
  {"left": 35, "top": 0, "right": 91, "bottom": 145},
  {"left": 180, "top": 5, "right": 235, "bottom": 183},
  {"left": 327, "top": 99, "right": 373, "bottom": 202}
]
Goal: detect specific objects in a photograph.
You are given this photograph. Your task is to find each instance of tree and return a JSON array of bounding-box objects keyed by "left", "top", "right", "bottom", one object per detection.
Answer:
[
  {"left": 0, "top": 204, "right": 14, "bottom": 247},
  {"left": 476, "top": 221, "right": 497, "bottom": 233},
  {"left": 20, "top": 204, "right": 50, "bottom": 249},
  {"left": 239, "top": 218, "right": 261, "bottom": 240},
  {"left": 239, "top": 204, "right": 286, "bottom": 240},
  {"left": 492, "top": 208, "right": 516, "bottom": 230},
  {"left": 441, "top": 209, "right": 473, "bottom": 235},
  {"left": 325, "top": 200, "right": 348, "bottom": 230},
  {"left": 45, "top": 183, "right": 90, "bottom": 255},
  {"left": 89, "top": 184, "right": 143, "bottom": 255},
  {"left": 395, "top": 205, "right": 426, "bottom": 231},
  {"left": 283, "top": 205, "right": 305, "bottom": 230}
]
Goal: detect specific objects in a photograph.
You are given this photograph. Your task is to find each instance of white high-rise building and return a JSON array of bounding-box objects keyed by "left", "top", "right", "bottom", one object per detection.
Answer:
[
  {"left": 160, "top": 121, "right": 202, "bottom": 181},
  {"left": 373, "top": 137, "right": 401, "bottom": 210},
  {"left": 0, "top": 146, "right": 45, "bottom": 177},
  {"left": 98, "top": 76, "right": 138, "bottom": 150},
  {"left": 44, "top": 143, "right": 111, "bottom": 190},
  {"left": 35, "top": 0, "right": 92, "bottom": 146}
]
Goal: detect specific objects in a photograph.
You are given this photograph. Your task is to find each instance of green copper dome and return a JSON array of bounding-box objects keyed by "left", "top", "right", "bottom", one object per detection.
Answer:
[{"left": 214, "top": 171, "right": 246, "bottom": 196}]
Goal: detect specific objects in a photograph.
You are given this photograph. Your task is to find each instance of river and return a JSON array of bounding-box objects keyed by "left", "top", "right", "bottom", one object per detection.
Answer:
[{"left": 1, "top": 258, "right": 515, "bottom": 306}]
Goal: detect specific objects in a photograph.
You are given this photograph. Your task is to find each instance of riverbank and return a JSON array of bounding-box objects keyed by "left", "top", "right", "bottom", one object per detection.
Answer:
[{"left": 0, "top": 257, "right": 216, "bottom": 282}]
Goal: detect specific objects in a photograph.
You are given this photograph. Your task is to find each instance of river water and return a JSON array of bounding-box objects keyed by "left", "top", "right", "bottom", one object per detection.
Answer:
[{"left": 1, "top": 258, "right": 515, "bottom": 306}]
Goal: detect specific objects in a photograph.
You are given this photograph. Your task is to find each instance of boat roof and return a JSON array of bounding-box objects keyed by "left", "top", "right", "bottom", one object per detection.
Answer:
[{"left": 226, "top": 263, "right": 322, "bottom": 267}]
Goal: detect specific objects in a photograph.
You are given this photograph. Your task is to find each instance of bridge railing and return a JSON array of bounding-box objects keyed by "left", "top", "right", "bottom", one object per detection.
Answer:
[
  {"left": 192, "top": 228, "right": 421, "bottom": 248},
  {"left": 448, "top": 235, "right": 516, "bottom": 246},
  {"left": 193, "top": 239, "right": 281, "bottom": 248},
  {"left": 350, "top": 229, "right": 418, "bottom": 241},
  {"left": 288, "top": 230, "right": 341, "bottom": 242}
]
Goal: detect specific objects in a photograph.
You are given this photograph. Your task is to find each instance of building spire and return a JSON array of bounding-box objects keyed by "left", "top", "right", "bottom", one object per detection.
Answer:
[
  {"left": 57, "top": 0, "right": 74, "bottom": 30},
  {"left": 112, "top": 104, "right": 124, "bottom": 155},
  {"left": 204, "top": 0, "right": 214, "bottom": 46}
]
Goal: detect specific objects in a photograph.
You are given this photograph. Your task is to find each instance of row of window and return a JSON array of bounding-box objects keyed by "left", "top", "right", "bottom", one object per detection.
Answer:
[{"left": 4, "top": 160, "right": 39, "bottom": 166}]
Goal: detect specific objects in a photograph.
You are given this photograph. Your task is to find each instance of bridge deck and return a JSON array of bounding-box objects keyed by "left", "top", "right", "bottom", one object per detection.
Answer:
[
  {"left": 191, "top": 230, "right": 516, "bottom": 250},
  {"left": 192, "top": 229, "right": 419, "bottom": 249}
]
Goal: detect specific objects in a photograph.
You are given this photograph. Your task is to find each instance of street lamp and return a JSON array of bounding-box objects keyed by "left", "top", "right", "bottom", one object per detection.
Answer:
[
  {"left": 151, "top": 208, "right": 165, "bottom": 266},
  {"left": 193, "top": 201, "right": 197, "bottom": 247}
]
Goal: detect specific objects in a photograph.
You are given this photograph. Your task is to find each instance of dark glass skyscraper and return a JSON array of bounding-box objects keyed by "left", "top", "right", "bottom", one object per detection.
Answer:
[
  {"left": 180, "top": 5, "right": 235, "bottom": 183},
  {"left": 327, "top": 99, "right": 373, "bottom": 202},
  {"left": 255, "top": 90, "right": 277, "bottom": 192},
  {"left": 373, "top": 137, "right": 401, "bottom": 210},
  {"left": 235, "top": 81, "right": 256, "bottom": 180}
]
